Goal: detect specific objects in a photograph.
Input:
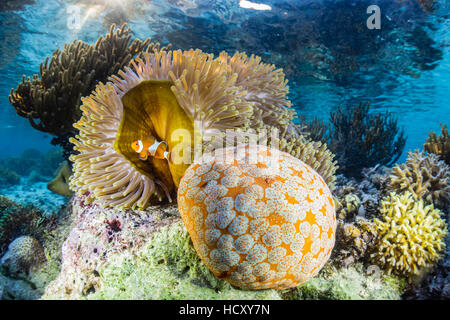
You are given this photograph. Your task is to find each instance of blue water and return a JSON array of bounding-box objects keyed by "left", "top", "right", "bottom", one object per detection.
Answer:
[{"left": 0, "top": 0, "right": 449, "bottom": 160}]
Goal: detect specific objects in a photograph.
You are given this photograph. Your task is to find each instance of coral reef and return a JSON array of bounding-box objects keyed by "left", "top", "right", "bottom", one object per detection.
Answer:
[
  {"left": 0, "top": 196, "right": 58, "bottom": 257},
  {"left": 389, "top": 150, "right": 450, "bottom": 209},
  {"left": 0, "top": 147, "right": 63, "bottom": 178},
  {"left": 0, "top": 236, "right": 46, "bottom": 275},
  {"left": 9, "top": 24, "right": 156, "bottom": 156},
  {"left": 424, "top": 123, "right": 450, "bottom": 165},
  {"left": 47, "top": 161, "right": 73, "bottom": 196},
  {"left": 327, "top": 103, "right": 406, "bottom": 178},
  {"left": 332, "top": 217, "right": 378, "bottom": 268},
  {"left": 283, "top": 263, "right": 404, "bottom": 300},
  {"left": 83, "top": 221, "right": 281, "bottom": 300},
  {"left": 0, "top": 167, "right": 20, "bottom": 186},
  {"left": 177, "top": 145, "right": 336, "bottom": 289},
  {"left": 0, "top": 200, "right": 73, "bottom": 300},
  {"left": 43, "top": 195, "right": 179, "bottom": 299},
  {"left": 371, "top": 192, "right": 447, "bottom": 277},
  {"left": 71, "top": 47, "right": 336, "bottom": 210}
]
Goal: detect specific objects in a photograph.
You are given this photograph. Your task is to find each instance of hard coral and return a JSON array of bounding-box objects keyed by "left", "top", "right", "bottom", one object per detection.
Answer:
[
  {"left": 70, "top": 48, "right": 327, "bottom": 210},
  {"left": 371, "top": 192, "right": 447, "bottom": 277},
  {"left": 0, "top": 196, "right": 58, "bottom": 257},
  {"left": 177, "top": 145, "right": 336, "bottom": 290},
  {"left": 9, "top": 24, "right": 156, "bottom": 155},
  {"left": 389, "top": 150, "right": 450, "bottom": 209},
  {"left": 424, "top": 123, "right": 450, "bottom": 165},
  {"left": 328, "top": 103, "right": 406, "bottom": 178},
  {"left": 0, "top": 236, "right": 46, "bottom": 275}
]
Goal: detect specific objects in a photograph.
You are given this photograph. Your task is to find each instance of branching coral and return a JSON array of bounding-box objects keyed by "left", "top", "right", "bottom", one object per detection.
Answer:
[
  {"left": 371, "top": 192, "right": 447, "bottom": 277},
  {"left": 327, "top": 103, "right": 406, "bottom": 178},
  {"left": 9, "top": 24, "right": 157, "bottom": 155},
  {"left": 389, "top": 150, "right": 450, "bottom": 209},
  {"left": 70, "top": 48, "right": 336, "bottom": 209},
  {"left": 424, "top": 123, "right": 450, "bottom": 165}
]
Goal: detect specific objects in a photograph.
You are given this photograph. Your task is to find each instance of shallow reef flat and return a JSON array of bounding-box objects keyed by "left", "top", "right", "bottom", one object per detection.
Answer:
[{"left": 0, "top": 179, "right": 66, "bottom": 214}]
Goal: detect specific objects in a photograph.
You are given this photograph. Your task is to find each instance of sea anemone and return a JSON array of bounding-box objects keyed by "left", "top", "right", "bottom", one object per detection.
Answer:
[
  {"left": 371, "top": 192, "right": 447, "bottom": 277},
  {"left": 177, "top": 145, "right": 336, "bottom": 290},
  {"left": 70, "top": 48, "right": 336, "bottom": 209}
]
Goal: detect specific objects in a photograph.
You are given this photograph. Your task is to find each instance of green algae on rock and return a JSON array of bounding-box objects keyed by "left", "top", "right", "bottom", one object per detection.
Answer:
[
  {"left": 282, "top": 264, "right": 405, "bottom": 300},
  {"left": 85, "top": 221, "right": 282, "bottom": 300}
]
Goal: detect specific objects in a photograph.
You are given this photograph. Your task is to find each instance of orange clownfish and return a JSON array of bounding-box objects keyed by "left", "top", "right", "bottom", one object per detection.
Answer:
[{"left": 131, "top": 137, "right": 170, "bottom": 161}]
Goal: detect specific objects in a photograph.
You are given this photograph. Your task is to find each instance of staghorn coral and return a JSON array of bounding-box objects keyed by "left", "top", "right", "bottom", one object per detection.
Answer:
[
  {"left": 9, "top": 24, "right": 157, "bottom": 155},
  {"left": 327, "top": 103, "right": 406, "bottom": 178},
  {"left": 371, "top": 192, "right": 447, "bottom": 277},
  {"left": 389, "top": 150, "right": 450, "bottom": 209},
  {"left": 177, "top": 145, "right": 336, "bottom": 290},
  {"left": 70, "top": 47, "right": 336, "bottom": 210},
  {"left": 424, "top": 123, "right": 450, "bottom": 165},
  {"left": 0, "top": 236, "right": 46, "bottom": 275}
]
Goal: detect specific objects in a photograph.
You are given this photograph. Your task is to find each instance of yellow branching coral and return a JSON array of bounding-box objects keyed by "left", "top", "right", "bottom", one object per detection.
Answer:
[
  {"left": 71, "top": 49, "right": 325, "bottom": 209},
  {"left": 371, "top": 192, "right": 447, "bottom": 277},
  {"left": 424, "top": 123, "right": 450, "bottom": 165},
  {"left": 389, "top": 150, "right": 450, "bottom": 208}
]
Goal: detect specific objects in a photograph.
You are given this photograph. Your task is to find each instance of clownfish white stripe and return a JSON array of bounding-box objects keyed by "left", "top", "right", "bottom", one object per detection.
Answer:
[
  {"left": 148, "top": 141, "right": 167, "bottom": 156},
  {"left": 136, "top": 140, "right": 144, "bottom": 153},
  {"left": 163, "top": 151, "right": 170, "bottom": 160}
]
